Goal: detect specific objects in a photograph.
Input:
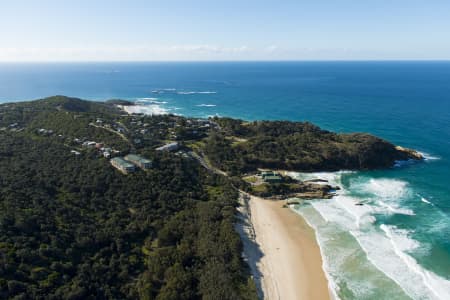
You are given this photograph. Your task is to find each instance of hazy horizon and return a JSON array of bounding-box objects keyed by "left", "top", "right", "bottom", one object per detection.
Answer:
[
  {"left": 1, "top": 60, "right": 450, "bottom": 64},
  {"left": 1, "top": 0, "right": 450, "bottom": 62}
]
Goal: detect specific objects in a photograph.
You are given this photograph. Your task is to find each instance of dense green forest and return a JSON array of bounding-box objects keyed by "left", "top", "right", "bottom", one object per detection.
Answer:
[
  {"left": 203, "top": 117, "right": 419, "bottom": 175},
  {"left": 0, "top": 97, "right": 257, "bottom": 299}
]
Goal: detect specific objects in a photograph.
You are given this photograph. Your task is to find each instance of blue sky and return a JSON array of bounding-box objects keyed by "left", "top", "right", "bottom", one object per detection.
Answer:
[{"left": 1, "top": 0, "right": 449, "bottom": 61}]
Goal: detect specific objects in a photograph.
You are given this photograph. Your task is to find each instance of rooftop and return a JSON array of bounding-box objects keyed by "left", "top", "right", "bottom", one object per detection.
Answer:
[
  {"left": 263, "top": 175, "right": 282, "bottom": 182},
  {"left": 124, "top": 154, "right": 152, "bottom": 164},
  {"left": 111, "top": 157, "right": 135, "bottom": 168}
]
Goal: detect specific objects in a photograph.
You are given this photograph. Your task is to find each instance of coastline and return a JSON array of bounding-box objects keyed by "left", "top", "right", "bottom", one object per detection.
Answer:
[
  {"left": 0, "top": 64, "right": 447, "bottom": 299},
  {"left": 237, "top": 193, "right": 331, "bottom": 300}
]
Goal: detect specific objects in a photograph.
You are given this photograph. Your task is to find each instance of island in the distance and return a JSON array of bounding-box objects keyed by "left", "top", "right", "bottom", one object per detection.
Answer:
[{"left": 0, "top": 96, "right": 422, "bottom": 299}]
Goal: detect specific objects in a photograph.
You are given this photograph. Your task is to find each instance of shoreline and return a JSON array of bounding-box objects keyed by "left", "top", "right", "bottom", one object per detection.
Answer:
[{"left": 237, "top": 193, "right": 331, "bottom": 300}]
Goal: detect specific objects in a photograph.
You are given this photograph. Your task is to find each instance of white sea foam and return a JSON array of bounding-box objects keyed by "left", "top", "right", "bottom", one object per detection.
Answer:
[
  {"left": 418, "top": 151, "right": 441, "bottom": 161},
  {"left": 379, "top": 225, "right": 450, "bottom": 299},
  {"left": 380, "top": 225, "right": 420, "bottom": 251},
  {"left": 196, "top": 104, "right": 217, "bottom": 107},
  {"left": 421, "top": 197, "right": 433, "bottom": 205},
  {"left": 314, "top": 200, "right": 449, "bottom": 299},
  {"left": 351, "top": 228, "right": 426, "bottom": 299},
  {"left": 177, "top": 91, "right": 217, "bottom": 95},
  {"left": 152, "top": 88, "right": 177, "bottom": 93},
  {"left": 352, "top": 178, "right": 415, "bottom": 215},
  {"left": 291, "top": 171, "right": 450, "bottom": 299},
  {"left": 363, "top": 178, "right": 408, "bottom": 199},
  {"left": 136, "top": 98, "right": 168, "bottom": 104},
  {"left": 137, "top": 97, "right": 159, "bottom": 101},
  {"left": 121, "top": 104, "right": 168, "bottom": 115},
  {"left": 293, "top": 173, "right": 416, "bottom": 217},
  {"left": 296, "top": 203, "right": 405, "bottom": 299},
  {"left": 377, "top": 200, "right": 416, "bottom": 215},
  {"left": 334, "top": 195, "right": 377, "bottom": 228}
]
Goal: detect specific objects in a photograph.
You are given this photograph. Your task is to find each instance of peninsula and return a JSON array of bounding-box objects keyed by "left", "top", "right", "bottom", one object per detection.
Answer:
[{"left": 0, "top": 96, "right": 422, "bottom": 299}]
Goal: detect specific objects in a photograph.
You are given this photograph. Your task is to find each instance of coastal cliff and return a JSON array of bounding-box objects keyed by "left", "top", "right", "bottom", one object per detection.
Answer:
[{"left": 203, "top": 117, "right": 423, "bottom": 175}]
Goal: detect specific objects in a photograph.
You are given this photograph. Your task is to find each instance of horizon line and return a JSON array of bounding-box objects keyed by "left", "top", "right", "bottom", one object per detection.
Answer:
[{"left": 1, "top": 59, "right": 450, "bottom": 64}]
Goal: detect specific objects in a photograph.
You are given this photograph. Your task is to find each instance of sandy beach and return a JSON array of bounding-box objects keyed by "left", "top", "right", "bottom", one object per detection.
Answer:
[{"left": 237, "top": 193, "right": 330, "bottom": 300}]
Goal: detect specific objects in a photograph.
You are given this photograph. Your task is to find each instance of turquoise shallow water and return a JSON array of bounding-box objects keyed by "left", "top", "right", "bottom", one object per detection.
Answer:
[{"left": 0, "top": 62, "right": 449, "bottom": 299}]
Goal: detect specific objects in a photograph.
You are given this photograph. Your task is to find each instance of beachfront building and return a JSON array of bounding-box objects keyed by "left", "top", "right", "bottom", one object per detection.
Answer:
[
  {"left": 111, "top": 157, "right": 136, "bottom": 174},
  {"left": 261, "top": 171, "right": 283, "bottom": 183},
  {"left": 263, "top": 175, "right": 283, "bottom": 183},
  {"left": 261, "top": 171, "right": 273, "bottom": 177},
  {"left": 124, "top": 154, "right": 152, "bottom": 169},
  {"left": 156, "top": 142, "right": 179, "bottom": 152}
]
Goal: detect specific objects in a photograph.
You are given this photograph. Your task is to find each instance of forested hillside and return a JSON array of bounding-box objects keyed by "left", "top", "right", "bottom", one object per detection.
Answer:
[{"left": 0, "top": 97, "right": 257, "bottom": 299}]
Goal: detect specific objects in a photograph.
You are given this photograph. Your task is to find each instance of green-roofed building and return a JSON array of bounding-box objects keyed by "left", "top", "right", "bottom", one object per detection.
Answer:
[
  {"left": 260, "top": 170, "right": 282, "bottom": 183},
  {"left": 261, "top": 171, "right": 275, "bottom": 178},
  {"left": 111, "top": 157, "right": 136, "bottom": 174},
  {"left": 124, "top": 154, "right": 152, "bottom": 169},
  {"left": 263, "top": 175, "right": 283, "bottom": 183}
]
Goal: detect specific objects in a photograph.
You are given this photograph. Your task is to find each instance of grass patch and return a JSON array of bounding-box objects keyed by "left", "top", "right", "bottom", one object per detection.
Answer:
[
  {"left": 251, "top": 184, "right": 268, "bottom": 193},
  {"left": 243, "top": 175, "right": 258, "bottom": 183}
]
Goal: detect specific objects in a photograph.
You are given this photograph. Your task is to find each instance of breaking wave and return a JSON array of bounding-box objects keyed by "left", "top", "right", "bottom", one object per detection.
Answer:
[
  {"left": 418, "top": 151, "right": 441, "bottom": 161},
  {"left": 290, "top": 171, "right": 450, "bottom": 299},
  {"left": 196, "top": 104, "right": 217, "bottom": 107},
  {"left": 177, "top": 91, "right": 217, "bottom": 95},
  {"left": 136, "top": 98, "right": 168, "bottom": 105},
  {"left": 417, "top": 193, "right": 434, "bottom": 205},
  {"left": 121, "top": 104, "right": 169, "bottom": 115}
]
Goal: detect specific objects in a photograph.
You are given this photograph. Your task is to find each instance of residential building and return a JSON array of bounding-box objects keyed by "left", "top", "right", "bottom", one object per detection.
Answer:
[
  {"left": 111, "top": 157, "right": 136, "bottom": 174},
  {"left": 124, "top": 154, "right": 152, "bottom": 169}
]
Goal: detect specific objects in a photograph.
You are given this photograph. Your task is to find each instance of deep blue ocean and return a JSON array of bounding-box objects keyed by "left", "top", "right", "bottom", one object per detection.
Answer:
[{"left": 0, "top": 62, "right": 449, "bottom": 299}]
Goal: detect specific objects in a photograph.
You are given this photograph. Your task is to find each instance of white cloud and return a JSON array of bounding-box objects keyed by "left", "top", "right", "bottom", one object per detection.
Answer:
[{"left": 0, "top": 45, "right": 254, "bottom": 61}]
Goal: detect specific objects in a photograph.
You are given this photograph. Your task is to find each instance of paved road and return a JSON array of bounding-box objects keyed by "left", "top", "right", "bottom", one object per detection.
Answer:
[
  {"left": 89, "top": 123, "right": 132, "bottom": 146},
  {"left": 188, "top": 151, "right": 228, "bottom": 177}
]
